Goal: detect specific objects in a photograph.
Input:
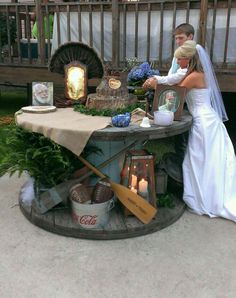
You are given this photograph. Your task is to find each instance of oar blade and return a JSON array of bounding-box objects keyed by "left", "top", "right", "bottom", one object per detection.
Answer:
[{"left": 110, "top": 182, "right": 157, "bottom": 224}]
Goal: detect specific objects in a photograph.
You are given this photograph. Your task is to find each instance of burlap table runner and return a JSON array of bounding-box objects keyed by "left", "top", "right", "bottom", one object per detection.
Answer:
[{"left": 15, "top": 107, "right": 111, "bottom": 156}]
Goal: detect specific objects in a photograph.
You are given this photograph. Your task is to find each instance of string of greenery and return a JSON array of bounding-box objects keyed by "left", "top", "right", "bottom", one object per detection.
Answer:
[{"left": 73, "top": 102, "right": 146, "bottom": 117}]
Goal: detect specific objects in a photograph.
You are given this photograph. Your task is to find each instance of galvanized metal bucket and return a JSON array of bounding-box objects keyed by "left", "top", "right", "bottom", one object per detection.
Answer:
[{"left": 71, "top": 198, "right": 114, "bottom": 229}]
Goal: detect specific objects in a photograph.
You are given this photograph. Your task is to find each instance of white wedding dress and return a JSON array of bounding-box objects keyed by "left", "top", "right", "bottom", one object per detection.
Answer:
[{"left": 183, "top": 88, "right": 236, "bottom": 221}]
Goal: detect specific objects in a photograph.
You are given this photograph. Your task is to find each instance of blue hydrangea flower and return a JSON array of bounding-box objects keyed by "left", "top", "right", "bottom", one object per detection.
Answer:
[
  {"left": 147, "top": 69, "right": 160, "bottom": 77},
  {"left": 127, "top": 61, "right": 160, "bottom": 86},
  {"left": 139, "top": 62, "right": 150, "bottom": 73},
  {"left": 128, "top": 68, "right": 146, "bottom": 81}
]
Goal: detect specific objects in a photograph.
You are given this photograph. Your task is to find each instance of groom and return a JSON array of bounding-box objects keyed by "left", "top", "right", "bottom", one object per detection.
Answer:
[
  {"left": 169, "top": 24, "right": 195, "bottom": 182},
  {"left": 143, "top": 23, "right": 194, "bottom": 88},
  {"left": 144, "top": 23, "right": 195, "bottom": 183}
]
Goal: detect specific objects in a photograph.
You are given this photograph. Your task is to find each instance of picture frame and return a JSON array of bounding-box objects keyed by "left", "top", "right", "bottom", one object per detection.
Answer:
[
  {"left": 152, "top": 85, "right": 187, "bottom": 120},
  {"left": 32, "top": 82, "right": 54, "bottom": 106}
]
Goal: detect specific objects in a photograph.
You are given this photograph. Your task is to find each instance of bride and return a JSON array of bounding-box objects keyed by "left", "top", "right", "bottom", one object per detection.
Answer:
[{"left": 173, "top": 40, "right": 236, "bottom": 221}]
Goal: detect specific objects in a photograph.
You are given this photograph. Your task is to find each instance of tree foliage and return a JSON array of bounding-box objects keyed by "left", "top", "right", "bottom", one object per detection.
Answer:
[{"left": 0, "top": 14, "right": 17, "bottom": 46}]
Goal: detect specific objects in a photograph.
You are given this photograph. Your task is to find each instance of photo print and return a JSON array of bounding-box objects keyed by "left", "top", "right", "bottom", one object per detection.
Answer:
[{"left": 32, "top": 82, "right": 54, "bottom": 106}]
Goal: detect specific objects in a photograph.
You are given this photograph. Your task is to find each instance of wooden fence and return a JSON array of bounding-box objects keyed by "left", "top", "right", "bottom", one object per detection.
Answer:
[{"left": 0, "top": 0, "right": 236, "bottom": 91}]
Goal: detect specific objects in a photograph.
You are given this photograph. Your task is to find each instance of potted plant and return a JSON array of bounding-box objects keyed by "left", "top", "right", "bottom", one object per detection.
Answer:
[{"left": 127, "top": 61, "right": 160, "bottom": 98}]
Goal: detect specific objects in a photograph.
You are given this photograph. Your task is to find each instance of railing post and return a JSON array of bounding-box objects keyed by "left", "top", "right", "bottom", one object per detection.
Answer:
[
  {"left": 199, "top": 0, "right": 208, "bottom": 46},
  {"left": 112, "top": 0, "right": 119, "bottom": 68},
  {"left": 35, "top": 0, "right": 45, "bottom": 64}
]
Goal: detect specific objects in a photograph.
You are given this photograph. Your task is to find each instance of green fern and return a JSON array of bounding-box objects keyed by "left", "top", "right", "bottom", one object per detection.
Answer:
[{"left": 0, "top": 125, "right": 102, "bottom": 188}]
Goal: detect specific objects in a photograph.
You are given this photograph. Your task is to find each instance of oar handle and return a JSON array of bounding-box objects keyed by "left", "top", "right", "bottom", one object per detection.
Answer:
[{"left": 78, "top": 156, "right": 106, "bottom": 179}]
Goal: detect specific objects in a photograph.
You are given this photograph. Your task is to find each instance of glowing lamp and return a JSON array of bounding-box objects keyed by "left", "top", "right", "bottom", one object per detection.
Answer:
[{"left": 64, "top": 61, "right": 87, "bottom": 101}]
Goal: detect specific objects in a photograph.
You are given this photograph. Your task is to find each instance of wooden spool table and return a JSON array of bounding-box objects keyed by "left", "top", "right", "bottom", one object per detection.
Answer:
[{"left": 17, "top": 109, "right": 192, "bottom": 240}]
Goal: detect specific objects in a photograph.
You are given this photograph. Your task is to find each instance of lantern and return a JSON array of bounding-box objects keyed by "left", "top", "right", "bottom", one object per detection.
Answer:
[
  {"left": 120, "top": 150, "right": 156, "bottom": 216},
  {"left": 64, "top": 61, "right": 87, "bottom": 101}
]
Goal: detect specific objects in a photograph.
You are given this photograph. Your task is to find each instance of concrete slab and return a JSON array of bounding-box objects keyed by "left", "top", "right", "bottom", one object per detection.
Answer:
[{"left": 0, "top": 173, "right": 236, "bottom": 298}]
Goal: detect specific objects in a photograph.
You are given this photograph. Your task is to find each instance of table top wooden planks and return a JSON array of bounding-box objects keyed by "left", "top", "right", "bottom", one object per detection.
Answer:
[{"left": 91, "top": 112, "right": 192, "bottom": 141}]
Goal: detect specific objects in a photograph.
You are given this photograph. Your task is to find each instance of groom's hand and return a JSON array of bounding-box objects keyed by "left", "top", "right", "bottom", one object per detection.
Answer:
[{"left": 143, "top": 77, "right": 157, "bottom": 90}]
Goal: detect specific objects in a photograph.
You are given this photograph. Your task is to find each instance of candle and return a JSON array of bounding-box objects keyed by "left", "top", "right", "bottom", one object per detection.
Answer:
[
  {"left": 131, "top": 174, "right": 137, "bottom": 187},
  {"left": 139, "top": 178, "right": 148, "bottom": 193},
  {"left": 130, "top": 186, "right": 137, "bottom": 194}
]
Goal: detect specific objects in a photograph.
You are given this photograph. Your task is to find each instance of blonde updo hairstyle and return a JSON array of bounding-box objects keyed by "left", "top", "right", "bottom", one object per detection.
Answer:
[{"left": 174, "top": 40, "right": 203, "bottom": 74}]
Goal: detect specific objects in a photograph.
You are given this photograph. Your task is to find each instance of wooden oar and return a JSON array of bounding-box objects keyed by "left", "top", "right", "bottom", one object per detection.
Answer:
[
  {"left": 78, "top": 155, "right": 157, "bottom": 224},
  {"left": 73, "top": 141, "right": 137, "bottom": 181}
]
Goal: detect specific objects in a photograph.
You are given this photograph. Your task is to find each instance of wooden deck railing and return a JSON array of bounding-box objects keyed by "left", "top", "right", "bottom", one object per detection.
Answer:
[{"left": 0, "top": 0, "right": 236, "bottom": 72}]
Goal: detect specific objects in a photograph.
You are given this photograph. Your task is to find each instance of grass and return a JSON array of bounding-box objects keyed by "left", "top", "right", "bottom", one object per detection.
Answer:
[
  {"left": 0, "top": 89, "right": 28, "bottom": 116},
  {"left": 0, "top": 89, "right": 28, "bottom": 159}
]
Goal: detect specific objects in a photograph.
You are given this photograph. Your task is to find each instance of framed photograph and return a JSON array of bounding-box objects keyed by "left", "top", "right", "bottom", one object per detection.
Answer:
[
  {"left": 32, "top": 82, "right": 54, "bottom": 106},
  {"left": 152, "top": 85, "right": 187, "bottom": 120}
]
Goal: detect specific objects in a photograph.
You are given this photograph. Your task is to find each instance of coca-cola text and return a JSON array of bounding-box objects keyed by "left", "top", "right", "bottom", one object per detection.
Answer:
[{"left": 79, "top": 215, "right": 97, "bottom": 225}]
